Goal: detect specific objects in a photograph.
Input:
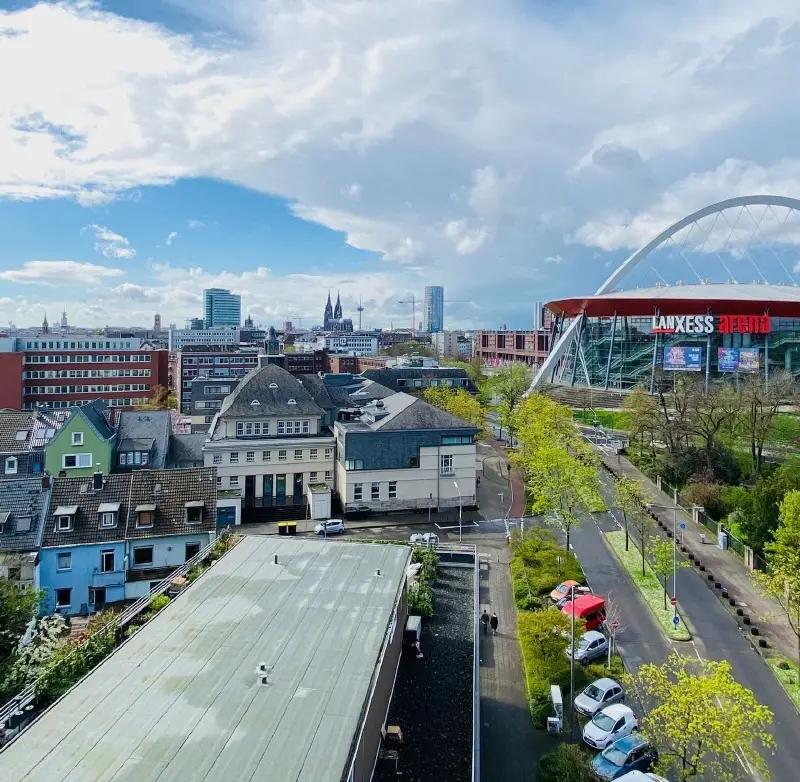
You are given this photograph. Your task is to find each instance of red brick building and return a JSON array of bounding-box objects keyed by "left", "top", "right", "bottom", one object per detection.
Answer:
[{"left": 474, "top": 329, "right": 551, "bottom": 368}]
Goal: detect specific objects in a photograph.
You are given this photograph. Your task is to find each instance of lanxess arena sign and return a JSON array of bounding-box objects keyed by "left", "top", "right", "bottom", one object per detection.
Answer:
[{"left": 650, "top": 314, "right": 771, "bottom": 335}]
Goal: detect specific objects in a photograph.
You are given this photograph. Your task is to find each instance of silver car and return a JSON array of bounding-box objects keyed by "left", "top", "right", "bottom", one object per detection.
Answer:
[
  {"left": 574, "top": 677, "right": 625, "bottom": 717},
  {"left": 566, "top": 630, "right": 609, "bottom": 665},
  {"left": 314, "top": 519, "right": 345, "bottom": 536}
]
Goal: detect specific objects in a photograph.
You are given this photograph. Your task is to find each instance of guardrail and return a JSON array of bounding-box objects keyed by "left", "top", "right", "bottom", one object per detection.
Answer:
[
  {"left": 472, "top": 540, "right": 481, "bottom": 782},
  {"left": 0, "top": 539, "right": 222, "bottom": 742}
]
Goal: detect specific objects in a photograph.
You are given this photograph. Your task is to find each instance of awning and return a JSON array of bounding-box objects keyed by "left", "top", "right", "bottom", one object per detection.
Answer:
[
  {"left": 54, "top": 505, "right": 78, "bottom": 516},
  {"left": 135, "top": 504, "right": 157, "bottom": 513},
  {"left": 184, "top": 501, "right": 205, "bottom": 508},
  {"left": 97, "top": 503, "right": 120, "bottom": 514}
]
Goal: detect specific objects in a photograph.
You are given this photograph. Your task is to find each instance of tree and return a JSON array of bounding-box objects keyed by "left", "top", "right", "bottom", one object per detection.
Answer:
[
  {"left": 625, "top": 652, "right": 775, "bottom": 781},
  {"left": 758, "top": 489, "right": 800, "bottom": 685},
  {"left": 0, "top": 577, "right": 41, "bottom": 661},
  {"left": 518, "top": 607, "right": 575, "bottom": 664},
  {"left": 614, "top": 475, "right": 647, "bottom": 552},
  {"left": 538, "top": 742, "right": 593, "bottom": 782},
  {"left": 623, "top": 385, "right": 661, "bottom": 459},
  {"left": 489, "top": 361, "right": 530, "bottom": 440},
  {"left": 650, "top": 536, "right": 689, "bottom": 610},
  {"left": 381, "top": 340, "right": 434, "bottom": 358},
  {"left": 685, "top": 380, "right": 740, "bottom": 471},
  {"left": 1, "top": 613, "right": 68, "bottom": 697},
  {"left": 423, "top": 387, "right": 486, "bottom": 433},
  {"left": 740, "top": 371, "right": 796, "bottom": 474}
]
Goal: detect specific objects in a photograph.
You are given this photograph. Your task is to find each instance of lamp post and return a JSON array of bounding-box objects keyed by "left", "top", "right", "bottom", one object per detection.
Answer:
[
  {"left": 568, "top": 583, "right": 577, "bottom": 739},
  {"left": 647, "top": 502, "right": 687, "bottom": 620},
  {"left": 453, "top": 480, "right": 462, "bottom": 542}
]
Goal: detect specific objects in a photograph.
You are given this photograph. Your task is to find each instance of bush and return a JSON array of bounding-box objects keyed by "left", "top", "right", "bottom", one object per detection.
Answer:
[
  {"left": 411, "top": 546, "right": 438, "bottom": 583},
  {"left": 682, "top": 479, "right": 725, "bottom": 519},
  {"left": 148, "top": 594, "right": 171, "bottom": 613},
  {"left": 663, "top": 444, "right": 741, "bottom": 487},
  {"left": 407, "top": 581, "right": 434, "bottom": 618},
  {"left": 538, "top": 742, "right": 594, "bottom": 782}
]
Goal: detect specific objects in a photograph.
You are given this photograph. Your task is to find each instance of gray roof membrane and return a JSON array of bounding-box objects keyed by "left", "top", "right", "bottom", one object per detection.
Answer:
[{"left": 1, "top": 536, "right": 410, "bottom": 782}]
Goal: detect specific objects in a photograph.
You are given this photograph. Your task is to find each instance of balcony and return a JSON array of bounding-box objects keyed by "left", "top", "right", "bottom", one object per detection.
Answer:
[
  {"left": 126, "top": 565, "right": 181, "bottom": 583},
  {"left": 91, "top": 570, "right": 125, "bottom": 588}
]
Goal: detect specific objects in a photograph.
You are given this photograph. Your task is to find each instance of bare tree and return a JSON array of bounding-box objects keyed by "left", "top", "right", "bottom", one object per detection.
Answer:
[
  {"left": 740, "top": 370, "right": 796, "bottom": 473},
  {"left": 685, "top": 379, "right": 740, "bottom": 469}
]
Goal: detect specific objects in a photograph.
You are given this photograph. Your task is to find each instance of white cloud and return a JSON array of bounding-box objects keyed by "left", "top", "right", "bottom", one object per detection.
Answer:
[
  {"left": 83, "top": 224, "right": 136, "bottom": 259},
  {"left": 544, "top": 255, "right": 564, "bottom": 264},
  {"left": 0, "top": 260, "right": 124, "bottom": 285},
  {"left": 187, "top": 218, "right": 205, "bottom": 229},
  {"left": 166, "top": 231, "right": 178, "bottom": 246}
]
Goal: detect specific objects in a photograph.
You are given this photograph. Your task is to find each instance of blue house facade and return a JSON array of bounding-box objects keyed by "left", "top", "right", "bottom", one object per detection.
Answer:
[{"left": 40, "top": 467, "right": 217, "bottom": 615}]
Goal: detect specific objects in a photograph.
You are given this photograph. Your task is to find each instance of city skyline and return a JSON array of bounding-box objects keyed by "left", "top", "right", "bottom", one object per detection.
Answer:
[{"left": 2, "top": 2, "right": 800, "bottom": 330}]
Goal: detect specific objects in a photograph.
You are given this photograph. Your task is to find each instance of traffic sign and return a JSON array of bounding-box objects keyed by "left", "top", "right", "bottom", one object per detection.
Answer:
[
  {"left": 670, "top": 596, "right": 677, "bottom": 606},
  {"left": 610, "top": 620, "right": 620, "bottom": 631},
  {"left": 672, "top": 615, "right": 681, "bottom": 626},
  {"left": 679, "top": 522, "right": 687, "bottom": 530}
]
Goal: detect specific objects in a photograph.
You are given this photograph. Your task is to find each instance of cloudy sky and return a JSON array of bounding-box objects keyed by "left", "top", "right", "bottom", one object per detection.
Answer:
[{"left": 2, "top": 0, "right": 800, "bottom": 329}]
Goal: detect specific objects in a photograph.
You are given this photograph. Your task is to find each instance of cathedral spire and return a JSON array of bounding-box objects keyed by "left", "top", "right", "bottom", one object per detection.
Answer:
[
  {"left": 334, "top": 289, "right": 342, "bottom": 320},
  {"left": 324, "top": 289, "right": 334, "bottom": 329}
]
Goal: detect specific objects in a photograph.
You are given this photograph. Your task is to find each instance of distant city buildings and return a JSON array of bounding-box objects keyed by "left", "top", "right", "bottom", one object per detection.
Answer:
[
  {"left": 431, "top": 330, "right": 472, "bottom": 359},
  {"left": 323, "top": 290, "right": 353, "bottom": 332},
  {"left": 168, "top": 326, "right": 240, "bottom": 351},
  {"left": 474, "top": 327, "right": 551, "bottom": 368},
  {"left": 423, "top": 285, "right": 444, "bottom": 333},
  {"left": 203, "top": 288, "right": 241, "bottom": 327}
]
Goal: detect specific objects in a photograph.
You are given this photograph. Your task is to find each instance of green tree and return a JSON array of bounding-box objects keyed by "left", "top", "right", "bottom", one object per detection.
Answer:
[
  {"left": 650, "top": 536, "right": 689, "bottom": 610},
  {"left": 740, "top": 371, "right": 796, "bottom": 474},
  {"left": 381, "top": 340, "right": 435, "bottom": 358},
  {"left": 625, "top": 652, "right": 775, "bottom": 781},
  {"left": 758, "top": 489, "right": 800, "bottom": 685},
  {"left": 614, "top": 475, "right": 647, "bottom": 552},
  {"left": 0, "top": 577, "right": 41, "bottom": 661},
  {"left": 1, "top": 613, "right": 68, "bottom": 697},
  {"left": 423, "top": 387, "right": 486, "bottom": 432},
  {"left": 489, "top": 361, "right": 530, "bottom": 439},
  {"left": 518, "top": 607, "right": 575, "bottom": 664},
  {"left": 538, "top": 742, "right": 593, "bottom": 782},
  {"left": 623, "top": 385, "right": 661, "bottom": 458}
]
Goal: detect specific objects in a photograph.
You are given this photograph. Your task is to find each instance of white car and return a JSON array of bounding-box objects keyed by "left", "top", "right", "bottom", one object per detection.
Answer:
[
  {"left": 582, "top": 703, "right": 638, "bottom": 750},
  {"left": 314, "top": 519, "right": 345, "bottom": 536},
  {"left": 574, "top": 677, "right": 625, "bottom": 717},
  {"left": 409, "top": 532, "right": 439, "bottom": 545}
]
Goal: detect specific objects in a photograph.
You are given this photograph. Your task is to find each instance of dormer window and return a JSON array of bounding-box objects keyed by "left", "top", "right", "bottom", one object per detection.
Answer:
[
  {"left": 236, "top": 421, "right": 265, "bottom": 437},
  {"left": 4, "top": 456, "right": 18, "bottom": 475},
  {"left": 97, "top": 502, "right": 120, "bottom": 528},
  {"left": 0, "top": 512, "right": 9, "bottom": 534},
  {"left": 54, "top": 505, "right": 78, "bottom": 532},
  {"left": 185, "top": 501, "right": 204, "bottom": 524},
  {"left": 135, "top": 504, "right": 156, "bottom": 528},
  {"left": 287, "top": 399, "right": 297, "bottom": 405},
  {"left": 268, "top": 383, "right": 278, "bottom": 389},
  {"left": 250, "top": 399, "right": 261, "bottom": 406},
  {"left": 72, "top": 432, "right": 84, "bottom": 446}
]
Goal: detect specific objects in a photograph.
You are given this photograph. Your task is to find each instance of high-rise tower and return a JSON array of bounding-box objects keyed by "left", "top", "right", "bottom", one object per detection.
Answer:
[{"left": 423, "top": 285, "right": 444, "bottom": 333}]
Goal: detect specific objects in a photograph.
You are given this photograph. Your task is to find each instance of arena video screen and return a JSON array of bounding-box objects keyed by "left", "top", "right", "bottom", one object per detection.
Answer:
[
  {"left": 718, "top": 347, "right": 760, "bottom": 373},
  {"left": 663, "top": 346, "right": 703, "bottom": 372}
]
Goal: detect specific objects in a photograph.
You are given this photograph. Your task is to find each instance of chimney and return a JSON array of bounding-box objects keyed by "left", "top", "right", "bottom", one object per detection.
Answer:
[
  {"left": 92, "top": 471, "right": 103, "bottom": 491},
  {"left": 41, "top": 474, "right": 51, "bottom": 490}
]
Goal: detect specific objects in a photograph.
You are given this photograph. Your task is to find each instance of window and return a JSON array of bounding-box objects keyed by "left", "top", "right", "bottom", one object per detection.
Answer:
[
  {"left": 442, "top": 435, "right": 473, "bottom": 445},
  {"left": 186, "top": 504, "right": 204, "bottom": 524},
  {"left": 354, "top": 483, "right": 363, "bottom": 501},
  {"left": 133, "top": 546, "right": 153, "bottom": 566},
  {"left": 55, "top": 588, "right": 71, "bottom": 608},
  {"left": 136, "top": 510, "right": 154, "bottom": 528},
  {"left": 278, "top": 450, "right": 287, "bottom": 461},
  {"left": 4, "top": 456, "right": 17, "bottom": 475},
  {"left": 57, "top": 552, "right": 71, "bottom": 570},
  {"left": 371, "top": 482, "right": 380, "bottom": 500},
  {"left": 229, "top": 476, "right": 239, "bottom": 487},
  {"left": 389, "top": 481, "right": 397, "bottom": 499},
  {"left": 440, "top": 454, "right": 454, "bottom": 475},
  {"left": 309, "top": 448, "right": 318, "bottom": 460},
  {"left": 246, "top": 451, "right": 255, "bottom": 463},
  {"left": 63, "top": 453, "right": 92, "bottom": 469},
  {"left": 325, "top": 470, "right": 332, "bottom": 481},
  {"left": 185, "top": 542, "right": 201, "bottom": 561},
  {"left": 99, "top": 512, "right": 116, "bottom": 528},
  {"left": 212, "top": 454, "right": 222, "bottom": 465},
  {"left": 262, "top": 450, "right": 271, "bottom": 462},
  {"left": 236, "top": 421, "right": 265, "bottom": 437},
  {"left": 7, "top": 565, "right": 21, "bottom": 581},
  {"left": 100, "top": 549, "right": 114, "bottom": 573},
  {"left": 302, "top": 420, "right": 310, "bottom": 433},
  {"left": 57, "top": 515, "right": 73, "bottom": 531},
  {"left": 345, "top": 459, "right": 364, "bottom": 470},
  {"left": 229, "top": 452, "right": 239, "bottom": 463},
  {"left": 216, "top": 476, "right": 222, "bottom": 487},
  {"left": 310, "top": 471, "right": 318, "bottom": 481},
  {"left": 324, "top": 448, "right": 333, "bottom": 459},
  {"left": 71, "top": 431, "right": 84, "bottom": 446},
  {"left": 294, "top": 449, "right": 303, "bottom": 460}
]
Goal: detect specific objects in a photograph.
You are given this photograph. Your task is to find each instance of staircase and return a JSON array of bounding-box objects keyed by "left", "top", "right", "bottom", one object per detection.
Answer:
[{"left": 541, "top": 384, "right": 630, "bottom": 409}]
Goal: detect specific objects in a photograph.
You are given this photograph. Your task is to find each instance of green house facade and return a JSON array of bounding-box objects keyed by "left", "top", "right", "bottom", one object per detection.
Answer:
[{"left": 44, "top": 402, "right": 116, "bottom": 478}]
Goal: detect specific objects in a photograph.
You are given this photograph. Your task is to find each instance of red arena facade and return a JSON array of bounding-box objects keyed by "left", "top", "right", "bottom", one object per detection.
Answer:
[{"left": 531, "top": 196, "right": 800, "bottom": 393}]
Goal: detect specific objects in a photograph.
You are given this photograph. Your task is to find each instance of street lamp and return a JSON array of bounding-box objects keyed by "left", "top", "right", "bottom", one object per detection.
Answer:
[
  {"left": 568, "top": 583, "right": 578, "bottom": 739},
  {"left": 453, "top": 480, "right": 462, "bottom": 542},
  {"left": 646, "top": 502, "right": 684, "bottom": 619}
]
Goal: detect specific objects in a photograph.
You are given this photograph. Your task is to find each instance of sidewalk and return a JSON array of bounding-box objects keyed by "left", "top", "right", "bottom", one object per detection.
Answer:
[{"left": 599, "top": 448, "right": 797, "bottom": 662}]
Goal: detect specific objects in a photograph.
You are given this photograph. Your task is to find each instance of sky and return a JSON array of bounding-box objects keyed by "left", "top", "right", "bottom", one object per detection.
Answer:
[{"left": 3, "top": 0, "right": 800, "bottom": 330}]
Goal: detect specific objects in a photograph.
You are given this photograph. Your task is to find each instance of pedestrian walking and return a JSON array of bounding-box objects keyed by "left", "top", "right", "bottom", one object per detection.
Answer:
[
  {"left": 490, "top": 613, "right": 499, "bottom": 636},
  {"left": 481, "top": 609, "right": 490, "bottom": 635}
]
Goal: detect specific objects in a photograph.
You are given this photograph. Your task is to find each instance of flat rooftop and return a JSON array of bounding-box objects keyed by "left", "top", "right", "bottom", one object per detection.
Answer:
[{"left": 2, "top": 536, "right": 410, "bottom": 782}]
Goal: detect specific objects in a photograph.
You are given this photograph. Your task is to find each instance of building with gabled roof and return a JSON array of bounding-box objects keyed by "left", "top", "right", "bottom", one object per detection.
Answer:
[
  {"left": 115, "top": 409, "right": 171, "bottom": 471},
  {"left": 0, "top": 408, "right": 66, "bottom": 478},
  {"left": 38, "top": 467, "right": 217, "bottom": 614},
  {"left": 43, "top": 400, "right": 117, "bottom": 477}
]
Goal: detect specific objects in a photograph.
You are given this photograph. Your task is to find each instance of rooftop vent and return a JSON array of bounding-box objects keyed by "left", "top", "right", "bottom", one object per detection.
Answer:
[
  {"left": 268, "top": 383, "right": 278, "bottom": 389},
  {"left": 153, "top": 483, "right": 162, "bottom": 496},
  {"left": 287, "top": 399, "right": 297, "bottom": 405},
  {"left": 250, "top": 399, "right": 261, "bottom": 406}
]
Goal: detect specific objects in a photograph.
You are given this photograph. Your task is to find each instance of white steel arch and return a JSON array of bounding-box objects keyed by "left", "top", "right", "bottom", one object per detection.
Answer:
[{"left": 529, "top": 194, "right": 800, "bottom": 392}]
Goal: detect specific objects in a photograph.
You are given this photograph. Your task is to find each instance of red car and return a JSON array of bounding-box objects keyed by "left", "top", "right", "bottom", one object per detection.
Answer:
[{"left": 561, "top": 594, "right": 606, "bottom": 631}]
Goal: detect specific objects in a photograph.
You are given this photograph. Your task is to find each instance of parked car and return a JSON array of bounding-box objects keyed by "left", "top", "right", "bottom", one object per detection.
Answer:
[
  {"left": 574, "top": 677, "right": 625, "bottom": 717},
  {"left": 582, "top": 703, "right": 638, "bottom": 749},
  {"left": 561, "top": 594, "right": 606, "bottom": 631},
  {"left": 314, "top": 519, "right": 346, "bottom": 536},
  {"left": 409, "top": 532, "right": 439, "bottom": 545},
  {"left": 549, "top": 580, "right": 589, "bottom": 603},
  {"left": 592, "top": 735, "right": 658, "bottom": 780},
  {"left": 566, "top": 630, "right": 609, "bottom": 665}
]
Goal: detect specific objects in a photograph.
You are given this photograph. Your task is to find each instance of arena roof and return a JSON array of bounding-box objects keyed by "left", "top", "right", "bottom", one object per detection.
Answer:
[{"left": 547, "top": 282, "right": 800, "bottom": 318}]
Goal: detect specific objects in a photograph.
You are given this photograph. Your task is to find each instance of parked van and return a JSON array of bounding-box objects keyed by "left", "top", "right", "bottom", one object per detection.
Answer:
[{"left": 561, "top": 594, "right": 606, "bottom": 631}]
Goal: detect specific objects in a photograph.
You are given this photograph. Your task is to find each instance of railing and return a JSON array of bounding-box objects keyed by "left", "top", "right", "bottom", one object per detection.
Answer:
[{"left": 471, "top": 540, "right": 481, "bottom": 782}]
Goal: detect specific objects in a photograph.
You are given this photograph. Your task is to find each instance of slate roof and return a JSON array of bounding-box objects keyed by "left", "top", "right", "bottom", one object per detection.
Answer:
[
  {"left": 337, "top": 392, "right": 480, "bottom": 434},
  {"left": 117, "top": 410, "right": 171, "bottom": 468},
  {"left": 42, "top": 468, "right": 217, "bottom": 548},
  {"left": 347, "top": 379, "right": 396, "bottom": 405},
  {"left": 79, "top": 400, "right": 116, "bottom": 440},
  {"left": 360, "top": 366, "right": 477, "bottom": 393},
  {"left": 296, "top": 373, "right": 353, "bottom": 409},
  {"left": 0, "top": 477, "right": 51, "bottom": 552},
  {"left": 215, "top": 364, "right": 324, "bottom": 421},
  {"left": 166, "top": 433, "right": 207, "bottom": 468},
  {"left": 0, "top": 411, "right": 35, "bottom": 453}
]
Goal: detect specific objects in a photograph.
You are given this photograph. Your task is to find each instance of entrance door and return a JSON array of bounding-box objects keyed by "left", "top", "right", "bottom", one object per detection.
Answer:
[
  {"left": 245, "top": 475, "right": 256, "bottom": 501},
  {"left": 263, "top": 474, "right": 273, "bottom": 504},
  {"left": 90, "top": 587, "right": 106, "bottom": 611},
  {"left": 275, "top": 474, "right": 286, "bottom": 500},
  {"left": 293, "top": 473, "right": 304, "bottom": 497}
]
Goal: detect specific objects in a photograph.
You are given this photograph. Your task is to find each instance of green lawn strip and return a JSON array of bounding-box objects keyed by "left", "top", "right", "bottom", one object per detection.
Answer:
[
  {"left": 572, "top": 409, "right": 631, "bottom": 431},
  {"left": 766, "top": 656, "right": 800, "bottom": 712},
  {"left": 604, "top": 530, "right": 691, "bottom": 641}
]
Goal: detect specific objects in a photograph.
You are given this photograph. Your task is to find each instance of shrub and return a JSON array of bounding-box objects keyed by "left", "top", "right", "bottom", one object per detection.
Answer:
[
  {"left": 538, "top": 742, "right": 594, "bottom": 782},
  {"left": 682, "top": 480, "right": 725, "bottom": 519},
  {"left": 148, "top": 594, "right": 171, "bottom": 613},
  {"left": 509, "top": 530, "right": 583, "bottom": 609},
  {"left": 407, "top": 581, "right": 434, "bottom": 618},
  {"left": 411, "top": 547, "right": 438, "bottom": 583}
]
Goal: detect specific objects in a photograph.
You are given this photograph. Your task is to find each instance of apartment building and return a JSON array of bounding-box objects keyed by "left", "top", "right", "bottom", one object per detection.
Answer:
[{"left": 474, "top": 328, "right": 551, "bottom": 368}]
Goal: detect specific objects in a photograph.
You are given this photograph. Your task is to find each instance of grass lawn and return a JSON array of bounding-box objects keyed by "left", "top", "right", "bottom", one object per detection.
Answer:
[
  {"left": 572, "top": 409, "right": 631, "bottom": 430},
  {"left": 604, "top": 530, "right": 691, "bottom": 642},
  {"left": 767, "top": 656, "right": 800, "bottom": 712}
]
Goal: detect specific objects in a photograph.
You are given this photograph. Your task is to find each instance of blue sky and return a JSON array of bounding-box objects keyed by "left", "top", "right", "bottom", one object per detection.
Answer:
[{"left": 2, "top": 0, "right": 800, "bottom": 329}]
